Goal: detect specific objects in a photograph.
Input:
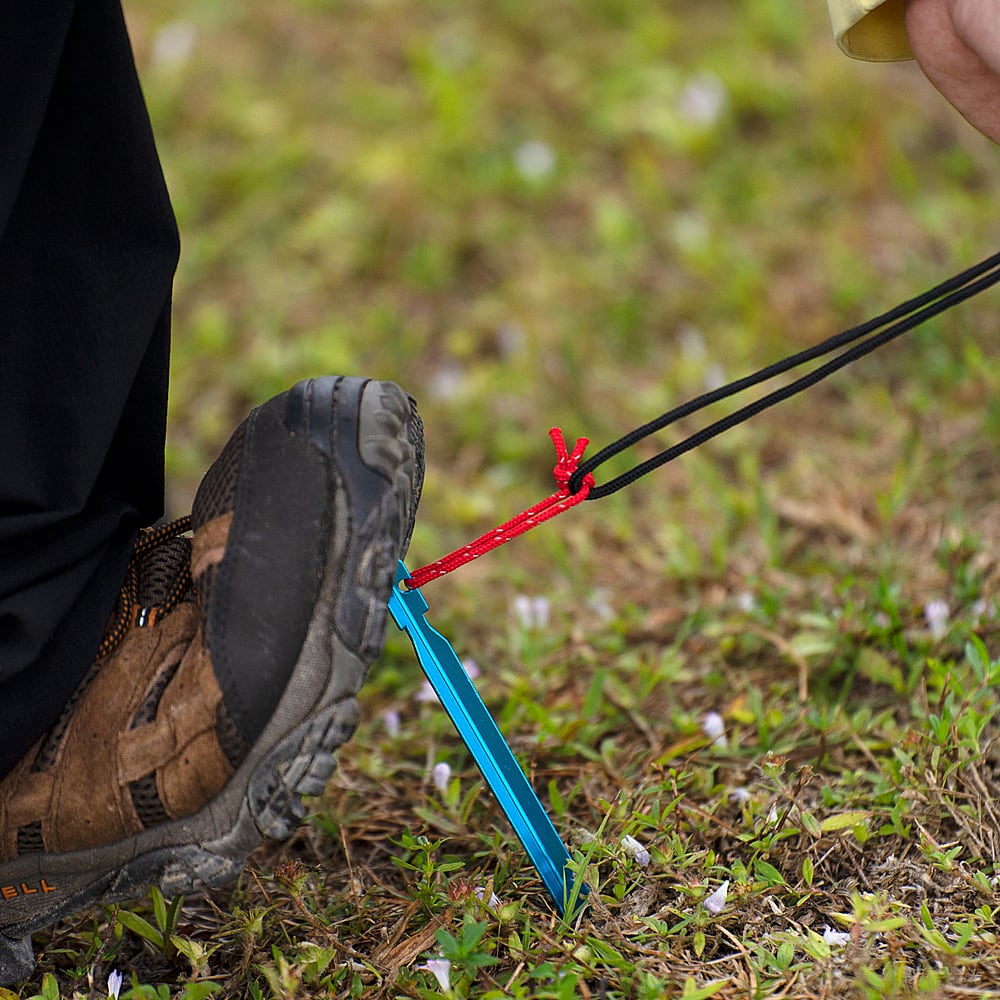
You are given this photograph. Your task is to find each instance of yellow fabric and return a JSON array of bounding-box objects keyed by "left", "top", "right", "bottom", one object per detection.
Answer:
[{"left": 826, "top": 0, "right": 913, "bottom": 61}]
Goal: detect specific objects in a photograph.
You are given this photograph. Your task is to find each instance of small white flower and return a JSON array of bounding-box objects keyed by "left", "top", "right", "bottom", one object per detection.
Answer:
[
  {"left": 383, "top": 709, "right": 401, "bottom": 738},
  {"left": 677, "top": 73, "right": 727, "bottom": 127},
  {"left": 418, "top": 957, "right": 452, "bottom": 992},
  {"left": 462, "top": 658, "right": 481, "bottom": 679},
  {"left": 924, "top": 599, "right": 949, "bottom": 640},
  {"left": 703, "top": 880, "right": 729, "bottom": 915},
  {"left": 513, "top": 594, "right": 551, "bottom": 630},
  {"left": 621, "top": 834, "right": 651, "bottom": 867},
  {"left": 428, "top": 365, "right": 466, "bottom": 402},
  {"left": 513, "top": 594, "right": 532, "bottom": 628},
  {"left": 531, "top": 597, "right": 550, "bottom": 629},
  {"left": 823, "top": 925, "right": 850, "bottom": 946},
  {"left": 971, "top": 598, "right": 989, "bottom": 623},
  {"left": 151, "top": 21, "right": 196, "bottom": 67},
  {"left": 496, "top": 322, "right": 525, "bottom": 358},
  {"left": 514, "top": 139, "right": 556, "bottom": 181},
  {"left": 704, "top": 363, "right": 727, "bottom": 392},
  {"left": 670, "top": 210, "right": 709, "bottom": 252},
  {"left": 586, "top": 588, "right": 615, "bottom": 623},
  {"left": 702, "top": 711, "right": 725, "bottom": 745},
  {"left": 475, "top": 885, "right": 502, "bottom": 908},
  {"left": 107, "top": 969, "right": 123, "bottom": 1000},
  {"left": 432, "top": 761, "right": 452, "bottom": 795},
  {"left": 415, "top": 679, "right": 440, "bottom": 703},
  {"left": 729, "top": 786, "right": 751, "bottom": 804},
  {"left": 735, "top": 590, "right": 757, "bottom": 613},
  {"left": 678, "top": 322, "right": 707, "bottom": 361}
]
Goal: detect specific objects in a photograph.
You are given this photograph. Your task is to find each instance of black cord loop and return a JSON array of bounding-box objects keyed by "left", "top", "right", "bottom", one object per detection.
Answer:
[{"left": 569, "top": 250, "right": 1000, "bottom": 499}]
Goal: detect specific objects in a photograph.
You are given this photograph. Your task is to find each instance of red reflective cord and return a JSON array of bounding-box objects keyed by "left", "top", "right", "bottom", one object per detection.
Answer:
[{"left": 405, "top": 428, "right": 595, "bottom": 589}]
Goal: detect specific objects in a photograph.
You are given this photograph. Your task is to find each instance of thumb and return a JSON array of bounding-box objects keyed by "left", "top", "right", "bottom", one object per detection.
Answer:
[{"left": 952, "top": 0, "right": 1000, "bottom": 74}]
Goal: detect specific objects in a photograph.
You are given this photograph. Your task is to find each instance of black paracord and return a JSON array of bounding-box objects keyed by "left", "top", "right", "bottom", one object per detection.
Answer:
[{"left": 569, "top": 250, "right": 1000, "bottom": 499}]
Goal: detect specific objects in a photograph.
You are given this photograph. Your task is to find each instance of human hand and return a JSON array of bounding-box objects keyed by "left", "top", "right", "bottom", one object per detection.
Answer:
[{"left": 906, "top": 0, "right": 1000, "bottom": 143}]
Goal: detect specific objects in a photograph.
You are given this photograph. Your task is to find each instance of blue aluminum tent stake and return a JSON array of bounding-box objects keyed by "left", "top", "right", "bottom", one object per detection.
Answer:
[{"left": 388, "top": 560, "right": 585, "bottom": 915}]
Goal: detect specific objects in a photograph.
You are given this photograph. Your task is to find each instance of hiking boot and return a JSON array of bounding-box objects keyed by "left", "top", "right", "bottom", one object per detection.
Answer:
[{"left": 0, "top": 376, "right": 423, "bottom": 985}]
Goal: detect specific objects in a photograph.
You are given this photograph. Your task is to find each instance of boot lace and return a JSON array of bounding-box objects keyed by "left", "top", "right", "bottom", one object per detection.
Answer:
[{"left": 97, "top": 515, "right": 194, "bottom": 659}]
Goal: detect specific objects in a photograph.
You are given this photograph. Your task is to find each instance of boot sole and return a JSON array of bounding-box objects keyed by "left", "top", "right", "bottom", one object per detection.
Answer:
[{"left": 0, "top": 376, "right": 421, "bottom": 985}]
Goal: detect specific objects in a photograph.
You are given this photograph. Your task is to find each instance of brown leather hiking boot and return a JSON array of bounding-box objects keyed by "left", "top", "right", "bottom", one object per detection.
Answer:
[{"left": 0, "top": 376, "right": 423, "bottom": 984}]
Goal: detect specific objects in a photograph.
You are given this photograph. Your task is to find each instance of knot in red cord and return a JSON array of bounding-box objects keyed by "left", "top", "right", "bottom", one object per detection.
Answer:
[{"left": 549, "top": 427, "right": 592, "bottom": 492}]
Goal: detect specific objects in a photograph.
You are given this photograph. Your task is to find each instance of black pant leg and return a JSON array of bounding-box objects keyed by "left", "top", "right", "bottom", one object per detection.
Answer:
[{"left": 0, "top": 0, "right": 179, "bottom": 777}]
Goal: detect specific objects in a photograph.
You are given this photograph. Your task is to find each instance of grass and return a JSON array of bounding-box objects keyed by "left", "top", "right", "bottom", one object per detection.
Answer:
[{"left": 12, "top": 0, "right": 1000, "bottom": 996}]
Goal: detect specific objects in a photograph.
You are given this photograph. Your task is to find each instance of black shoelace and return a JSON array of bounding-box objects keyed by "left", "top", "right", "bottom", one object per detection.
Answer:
[{"left": 97, "top": 515, "right": 194, "bottom": 658}]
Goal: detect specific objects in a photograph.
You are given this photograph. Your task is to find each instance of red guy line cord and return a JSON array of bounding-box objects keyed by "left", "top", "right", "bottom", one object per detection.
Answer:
[{"left": 405, "top": 428, "right": 594, "bottom": 589}]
